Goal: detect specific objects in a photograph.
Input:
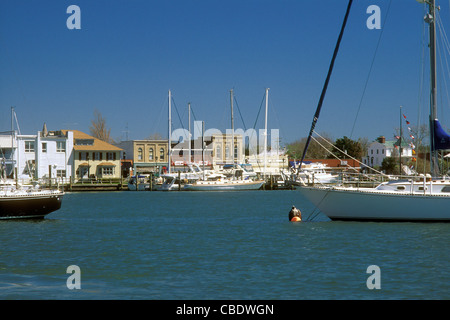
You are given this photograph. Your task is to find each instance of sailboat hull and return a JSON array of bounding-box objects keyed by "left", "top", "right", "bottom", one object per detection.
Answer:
[
  {"left": 298, "top": 186, "right": 450, "bottom": 222},
  {"left": 0, "top": 192, "right": 64, "bottom": 219},
  {"left": 184, "top": 180, "right": 264, "bottom": 191}
]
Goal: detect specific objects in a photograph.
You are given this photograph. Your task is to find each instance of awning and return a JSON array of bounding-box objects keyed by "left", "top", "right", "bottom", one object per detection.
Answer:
[{"left": 97, "top": 162, "right": 116, "bottom": 166}]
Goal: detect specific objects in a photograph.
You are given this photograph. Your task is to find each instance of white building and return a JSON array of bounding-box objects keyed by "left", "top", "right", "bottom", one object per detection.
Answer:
[
  {"left": 363, "top": 136, "right": 413, "bottom": 168},
  {"left": 13, "top": 127, "right": 74, "bottom": 181}
]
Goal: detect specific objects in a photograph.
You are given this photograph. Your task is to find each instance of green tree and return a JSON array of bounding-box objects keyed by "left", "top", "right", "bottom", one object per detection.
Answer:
[
  {"left": 328, "top": 136, "right": 363, "bottom": 159},
  {"left": 286, "top": 132, "right": 333, "bottom": 159},
  {"left": 381, "top": 157, "right": 398, "bottom": 175}
]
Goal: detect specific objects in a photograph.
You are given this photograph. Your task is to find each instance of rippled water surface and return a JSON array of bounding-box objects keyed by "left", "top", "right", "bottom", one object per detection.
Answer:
[{"left": 0, "top": 190, "right": 449, "bottom": 299}]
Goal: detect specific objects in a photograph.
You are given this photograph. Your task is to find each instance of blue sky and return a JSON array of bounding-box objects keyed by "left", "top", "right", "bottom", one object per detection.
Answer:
[{"left": 1, "top": 0, "right": 449, "bottom": 146}]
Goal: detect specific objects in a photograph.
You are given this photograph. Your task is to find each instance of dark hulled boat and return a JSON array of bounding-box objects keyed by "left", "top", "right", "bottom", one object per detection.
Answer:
[{"left": 0, "top": 182, "right": 64, "bottom": 219}]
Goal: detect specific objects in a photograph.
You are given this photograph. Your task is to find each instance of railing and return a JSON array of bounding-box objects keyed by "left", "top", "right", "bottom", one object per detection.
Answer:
[{"left": 288, "top": 171, "right": 445, "bottom": 189}]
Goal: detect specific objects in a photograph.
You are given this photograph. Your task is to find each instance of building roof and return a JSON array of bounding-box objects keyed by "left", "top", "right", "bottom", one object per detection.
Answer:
[
  {"left": 61, "top": 130, "right": 122, "bottom": 151},
  {"left": 370, "top": 140, "right": 410, "bottom": 149}
]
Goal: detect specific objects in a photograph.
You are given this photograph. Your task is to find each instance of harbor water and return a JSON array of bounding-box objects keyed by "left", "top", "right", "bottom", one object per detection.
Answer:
[{"left": 0, "top": 190, "right": 449, "bottom": 300}]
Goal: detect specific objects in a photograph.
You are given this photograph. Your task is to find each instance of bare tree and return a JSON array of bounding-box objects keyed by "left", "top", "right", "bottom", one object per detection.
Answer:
[{"left": 90, "top": 110, "right": 112, "bottom": 143}]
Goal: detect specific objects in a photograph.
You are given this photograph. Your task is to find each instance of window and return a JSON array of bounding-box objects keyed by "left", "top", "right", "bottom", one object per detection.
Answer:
[
  {"left": 57, "top": 170, "right": 66, "bottom": 178},
  {"left": 80, "top": 152, "right": 89, "bottom": 161},
  {"left": 94, "top": 152, "right": 102, "bottom": 161},
  {"left": 42, "top": 143, "right": 47, "bottom": 153},
  {"left": 159, "top": 148, "right": 165, "bottom": 160},
  {"left": 57, "top": 141, "right": 66, "bottom": 152},
  {"left": 25, "top": 141, "right": 35, "bottom": 153},
  {"left": 138, "top": 148, "right": 143, "bottom": 160},
  {"left": 107, "top": 152, "right": 116, "bottom": 161},
  {"left": 102, "top": 167, "right": 114, "bottom": 176},
  {"left": 149, "top": 148, "right": 154, "bottom": 161},
  {"left": 234, "top": 144, "right": 238, "bottom": 159},
  {"left": 216, "top": 145, "right": 222, "bottom": 158},
  {"left": 75, "top": 139, "right": 94, "bottom": 146}
]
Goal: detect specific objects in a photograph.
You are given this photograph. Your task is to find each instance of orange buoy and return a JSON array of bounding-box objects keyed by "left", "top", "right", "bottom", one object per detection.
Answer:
[{"left": 290, "top": 216, "right": 302, "bottom": 222}]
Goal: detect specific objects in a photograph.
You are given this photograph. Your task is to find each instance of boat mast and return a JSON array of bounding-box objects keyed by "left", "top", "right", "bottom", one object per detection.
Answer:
[
  {"left": 264, "top": 88, "right": 269, "bottom": 179},
  {"left": 230, "top": 89, "right": 234, "bottom": 166},
  {"left": 299, "top": 0, "right": 353, "bottom": 170},
  {"left": 188, "top": 102, "right": 191, "bottom": 165},
  {"left": 168, "top": 90, "right": 172, "bottom": 174},
  {"left": 400, "top": 105, "right": 403, "bottom": 175},
  {"left": 426, "top": 0, "right": 439, "bottom": 176}
]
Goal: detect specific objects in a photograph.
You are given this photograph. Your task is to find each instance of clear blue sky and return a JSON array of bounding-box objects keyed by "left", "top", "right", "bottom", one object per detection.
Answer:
[{"left": 1, "top": 0, "right": 449, "bottom": 146}]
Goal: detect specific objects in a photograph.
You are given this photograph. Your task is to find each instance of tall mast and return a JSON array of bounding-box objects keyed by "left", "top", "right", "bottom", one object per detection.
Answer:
[
  {"left": 188, "top": 102, "right": 191, "bottom": 165},
  {"left": 264, "top": 88, "right": 269, "bottom": 179},
  {"left": 168, "top": 90, "right": 172, "bottom": 174},
  {"left": 400, "top": 105, "right": 402, "bottom": 175},
  {"left": 426, "top": 0, "right": 439, "bottom": 176},
  {"left": 230, "top": 89, "right": 234, "bottom": 165}
]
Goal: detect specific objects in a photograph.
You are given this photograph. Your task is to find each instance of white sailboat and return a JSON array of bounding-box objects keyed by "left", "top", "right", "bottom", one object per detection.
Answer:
[
  {"left": 298, "top": 0, "right": 450, "bottom": 222},
  {"left": 184, "top": 89, "right": 265, "bottom": 191}
]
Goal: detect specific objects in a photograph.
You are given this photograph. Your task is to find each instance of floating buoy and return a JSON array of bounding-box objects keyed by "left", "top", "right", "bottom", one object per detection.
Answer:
[{"left": 289, "top": 205, "right": 302, "bottom": 222}]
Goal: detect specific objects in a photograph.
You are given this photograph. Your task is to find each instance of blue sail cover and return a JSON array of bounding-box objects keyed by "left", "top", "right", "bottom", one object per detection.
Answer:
[{"left": 433, "top": 120, "right": 450, "bottom": 150}]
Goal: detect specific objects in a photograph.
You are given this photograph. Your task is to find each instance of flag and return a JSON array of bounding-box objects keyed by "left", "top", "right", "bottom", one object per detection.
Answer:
[
  {"left": 406, "top": 120, "right": 410, "bottom": 125},
  {"left": 403, "top": 114, "right": 407, "bottom": 119}
]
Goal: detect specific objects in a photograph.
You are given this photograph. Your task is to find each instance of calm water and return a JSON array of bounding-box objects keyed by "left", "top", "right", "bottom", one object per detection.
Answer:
[{"left": 0, "top": 189, "right": 448, "bottom": 300}]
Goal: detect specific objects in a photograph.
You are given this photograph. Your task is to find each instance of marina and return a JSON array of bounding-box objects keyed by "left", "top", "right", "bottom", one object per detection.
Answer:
[{"left": 1, "top": 0, "right": 450, "bottom": 303}]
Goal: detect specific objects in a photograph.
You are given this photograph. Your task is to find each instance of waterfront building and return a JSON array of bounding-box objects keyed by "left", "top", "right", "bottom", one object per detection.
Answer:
[
  {"left": 1, "top": 126, "right": 74, "bottom": 182},
  {"left": 65, "top": 130, "right": 122, "bottom": 181},
  {"left": 169, "top": 133, "right": 244, "bottom": 168},
  {"left": 116, "top": 140, "right": 168, "bottom": 175}
]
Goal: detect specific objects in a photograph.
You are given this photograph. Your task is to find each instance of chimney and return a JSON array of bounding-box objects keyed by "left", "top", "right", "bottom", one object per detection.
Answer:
[{"left": 377, "top": 136, "right": 385, "bottom": 144}]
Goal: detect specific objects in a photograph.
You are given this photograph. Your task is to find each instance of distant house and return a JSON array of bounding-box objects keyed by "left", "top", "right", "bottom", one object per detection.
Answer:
[
  {"left": 363, "top": 136, "right": 413, "bottom": 168},
  {"left": 64, "top": 130, "right": 122, "bottom": 180}
]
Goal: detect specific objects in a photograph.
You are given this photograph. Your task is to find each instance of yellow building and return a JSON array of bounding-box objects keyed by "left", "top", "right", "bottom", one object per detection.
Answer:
[
  {"left": 117, "top": 140, "right": 168, "bottom": 174},
  {"left": 62, "top": 130, "right": 123, "bottom": 181}
]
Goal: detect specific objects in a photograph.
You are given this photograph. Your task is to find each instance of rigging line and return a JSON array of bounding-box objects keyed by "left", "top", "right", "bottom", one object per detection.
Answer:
[
  {"left": 436, "top": 11, "right": 450, "bottom": 119},
  {"left": 350, "top": 0, "right": 392, "bottom": 138},
  {"left": 247, "top": 92, "right": 268, "bottom": 168},
  {"left": 312, "top": 131, "right": 387, "bottom": 176},
  {"left": 233, "top": 96, "right": 247, "bottom": 131},
  {"left": 305, "top": 190, "right": 331, "bottom": 222},
  {"left": 299, "top": 0, "right": 353, "bottom": 170},
  {"left": 310, "top": 135, "right": 376, "bottom": 179},
  {"left": 437, "top": 27, "right": 450, "bottom": 124},
  {"left": 170, "top": 96, "right": 189, "bottom": 141}
]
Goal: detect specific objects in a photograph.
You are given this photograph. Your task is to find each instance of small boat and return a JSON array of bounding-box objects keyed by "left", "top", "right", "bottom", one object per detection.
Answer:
[
  {"left": 159, "top": 171, "right": 201, "bottom": 191},
  {"left": 293, "top": 162, "right": 338, "bottom": 185},
  {"left": 127, "top": 175, "right": 157, "bottom": 191}
]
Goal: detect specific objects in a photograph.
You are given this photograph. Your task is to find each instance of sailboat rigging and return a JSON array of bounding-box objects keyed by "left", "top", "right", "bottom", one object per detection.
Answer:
[{"left": 298, "top": 0, "right": 450, "bottom": 222}]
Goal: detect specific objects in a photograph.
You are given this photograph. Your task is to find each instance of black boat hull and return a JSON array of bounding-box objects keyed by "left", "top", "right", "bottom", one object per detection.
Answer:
[{"left": 0, "top": 193, "right": 64, "bottom": 219}]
